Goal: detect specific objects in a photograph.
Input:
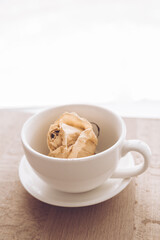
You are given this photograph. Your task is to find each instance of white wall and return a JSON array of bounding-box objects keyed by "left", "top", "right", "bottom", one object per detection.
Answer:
[{"left": 0, "top": 0, "right": 160, "bottom": 107}]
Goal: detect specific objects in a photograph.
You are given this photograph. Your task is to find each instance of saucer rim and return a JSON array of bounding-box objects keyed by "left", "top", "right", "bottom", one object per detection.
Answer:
[{"left": 19, "top": 154, "right": 133, "bottom": 207}]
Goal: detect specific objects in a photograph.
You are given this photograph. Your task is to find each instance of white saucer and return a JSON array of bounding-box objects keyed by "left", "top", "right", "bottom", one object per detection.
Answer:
[{"left": 19, "top": 153, "right": 134, "bottom": 207}]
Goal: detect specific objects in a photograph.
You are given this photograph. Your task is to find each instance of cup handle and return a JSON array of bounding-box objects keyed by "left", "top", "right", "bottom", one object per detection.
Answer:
[{"left": 112, "top": 140, "right": 151, "bottom": 178}]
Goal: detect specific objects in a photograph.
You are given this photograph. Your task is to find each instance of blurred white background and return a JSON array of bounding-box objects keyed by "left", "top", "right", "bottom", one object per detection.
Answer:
[{"left": 0, "top": 0, "right": 160, "bottom": 114}]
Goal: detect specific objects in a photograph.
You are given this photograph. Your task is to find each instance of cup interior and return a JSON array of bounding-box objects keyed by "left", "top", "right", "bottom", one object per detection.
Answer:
[{"left": 22, "top": 105, "right": 124, "bottom": 157}]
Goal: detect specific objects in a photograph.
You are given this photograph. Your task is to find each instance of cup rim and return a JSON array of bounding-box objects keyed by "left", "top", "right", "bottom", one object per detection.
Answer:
[{"left": 21, "top": 104, "right": 126, "bottom": 162}]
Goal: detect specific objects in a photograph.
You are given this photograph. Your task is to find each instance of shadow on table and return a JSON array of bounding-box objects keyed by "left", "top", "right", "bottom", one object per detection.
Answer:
[{"left": 23, "top": 180, "right": 135, "bottom": 240}]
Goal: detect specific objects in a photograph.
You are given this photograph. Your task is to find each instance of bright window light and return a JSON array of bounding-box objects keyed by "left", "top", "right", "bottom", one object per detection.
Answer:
[{"left": 0, "top": 1, "right": 160, "bottom": 108}]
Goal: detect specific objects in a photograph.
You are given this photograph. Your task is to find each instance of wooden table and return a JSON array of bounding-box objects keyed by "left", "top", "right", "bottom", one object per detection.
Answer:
[{"left": 0, "top": 110, "right": 160, "bottom": 240}]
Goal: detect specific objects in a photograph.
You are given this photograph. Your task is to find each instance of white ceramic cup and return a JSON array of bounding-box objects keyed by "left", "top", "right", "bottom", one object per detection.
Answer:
[{"left": 21, "top": 104, "right": 151, "bottom": 193}]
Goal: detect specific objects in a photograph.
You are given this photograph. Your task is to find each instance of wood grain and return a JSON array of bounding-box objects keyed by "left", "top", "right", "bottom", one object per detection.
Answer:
[{"left": 0, "top": 110, "right": 160, "bottom": 240}]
